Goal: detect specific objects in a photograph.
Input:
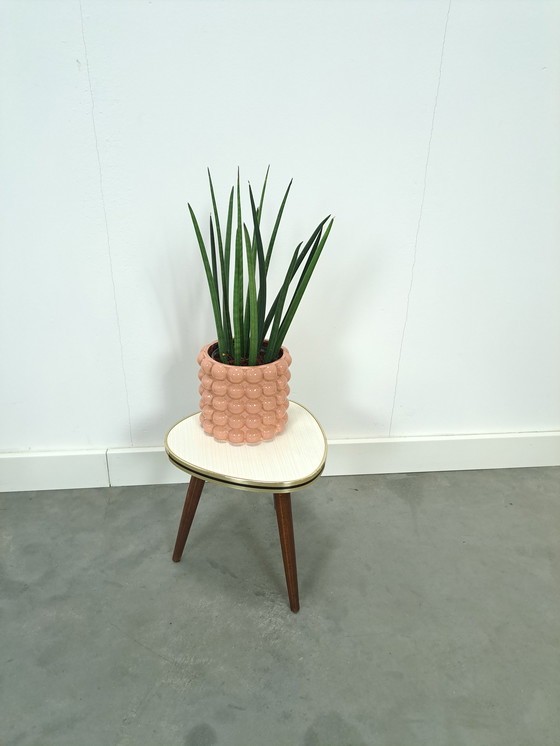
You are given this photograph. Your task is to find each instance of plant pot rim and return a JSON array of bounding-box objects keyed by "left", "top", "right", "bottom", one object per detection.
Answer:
[{"left": 204, "top": 340, "right": 287, "bottom": 368}]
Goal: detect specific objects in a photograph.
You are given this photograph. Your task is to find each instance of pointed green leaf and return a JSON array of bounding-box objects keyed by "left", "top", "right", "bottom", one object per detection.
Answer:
[
  {"left": 233, "top": 173, "right": 244, "bottom": 364},
  {"left": 261, "top": 216, "right": 330, "bottom": 339},
  {"left": 265, "top": 178, "right": 292, "bottom": 270},
  {"left": 208, "top": 170, "right": 233, "bottom": 356},
  {"left": 222, "top": 187, "right": 234, "bottom": 351},
  {"left": 207, "top": 169, "right": 224, "bottom": 257},
  {"left": 209, "top": 215, "right": 218, "bottom": 293},
  {"left": 258, "top": 165, "right": 270, "bottom": 220},
  {"left": 188, "top": 204, "right": 227, "bottom": 358},
  {"left": 248, "top": 185, "right": 267, "bottom": 346},
  {"left": 243, "top": 224, "right": 259, "bottom": 365},
  {"left": 274, "top": 218, "right": 334, "bottom": 351},
  {"left": 264, "top": 243, "right": 302, "bottom": 362}
]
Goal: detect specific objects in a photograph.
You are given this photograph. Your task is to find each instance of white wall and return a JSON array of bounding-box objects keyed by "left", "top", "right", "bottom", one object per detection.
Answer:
[{"left": 1, "top": 1, "right": 559, "bottom": 459}]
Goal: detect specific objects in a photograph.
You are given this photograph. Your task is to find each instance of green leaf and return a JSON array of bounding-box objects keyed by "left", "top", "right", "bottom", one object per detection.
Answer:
[
  {"left": 265, "top": 178, "right": 292, "bottom": 270},
  {"left": 248, "top": 185, "right": 267, "bottom": 346},
  {"left": 222, "top": 187, "right": 234, "bottom": 352},
  {"left": 243, "top": 224, "right": 259, "bottom": 365},
  {"left": 264, "top": 242, "right": 302, "bottom": 363},
  {"left": 207, "top": 169, "right": 223, "bottom": 256},
  {"left": 232, "top": 173, "right": 244, "bottom": 365},
  {"left": 262, "top": 215, "right": 331, "bottom": 340},
  {"left": 258, "top": 165, "right": 270, "bottom": 219},
  {"left": 273, "top": 218, "right": 334, "bottom": 353},
  {"left": 208, "top": 170, "right": 233, "bottom": 356},
  {"left": 209, "top": 215, "right": 218, "bottom": 294},
  {"left": 188, "top": 204, "right": 227, "bottom": 359}
]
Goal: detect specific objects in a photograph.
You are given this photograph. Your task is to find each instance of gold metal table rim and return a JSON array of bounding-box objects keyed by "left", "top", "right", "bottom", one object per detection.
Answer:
[{"left": 164, "top": 400, "right": 328, "bottom": 494}]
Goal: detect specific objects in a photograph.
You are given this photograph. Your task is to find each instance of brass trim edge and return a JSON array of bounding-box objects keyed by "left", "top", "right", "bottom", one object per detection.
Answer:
[
  {"left": 166, "top": 454, "right": 325, "bottom": 494},
  {"left": 164, "top": 400, "right": 328, "bottom": 493}
]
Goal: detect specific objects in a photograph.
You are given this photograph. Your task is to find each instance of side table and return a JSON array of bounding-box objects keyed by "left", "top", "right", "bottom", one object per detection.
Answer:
[{"left": 165, "top": 401, "right": 327, "bottom": 612}]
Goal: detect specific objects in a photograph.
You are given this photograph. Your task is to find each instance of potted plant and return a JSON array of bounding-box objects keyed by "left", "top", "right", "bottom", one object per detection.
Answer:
[{"left": 188, "top": 168, "right": 333, "bottom": 444}]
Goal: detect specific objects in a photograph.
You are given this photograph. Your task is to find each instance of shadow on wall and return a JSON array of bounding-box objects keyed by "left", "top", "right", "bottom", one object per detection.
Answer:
[
  {"left": 137, "top": 241, "right": 211, "bottom": 446},
  {"left": 292, "top": 238, "right": 390, "bottom": 438}
]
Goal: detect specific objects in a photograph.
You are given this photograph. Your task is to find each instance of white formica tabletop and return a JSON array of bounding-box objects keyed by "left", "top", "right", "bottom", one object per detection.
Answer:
[{"left": 165, "top": 401, "right": 327, "bottom": 493}]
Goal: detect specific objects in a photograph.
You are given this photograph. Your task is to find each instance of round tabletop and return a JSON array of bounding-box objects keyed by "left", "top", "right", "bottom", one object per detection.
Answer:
[{"left": 165, "top": 401, "right": 327, "bottom": 493}]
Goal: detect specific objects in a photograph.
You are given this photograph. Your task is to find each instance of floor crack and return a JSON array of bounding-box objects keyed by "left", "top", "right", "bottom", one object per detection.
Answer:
[{"left": 108, "top": 621, "right": 177, "bottom": 666}]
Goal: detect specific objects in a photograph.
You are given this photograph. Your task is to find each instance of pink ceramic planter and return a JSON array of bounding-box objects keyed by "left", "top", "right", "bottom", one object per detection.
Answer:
[{"left": 197, "top": 342, "right": 292, "bottom": 444}]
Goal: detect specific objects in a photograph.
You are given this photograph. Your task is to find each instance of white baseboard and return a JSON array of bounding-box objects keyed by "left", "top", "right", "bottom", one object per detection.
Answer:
[
  {"left": 107, "top": 447, "right": 188, "bottom": 487},
  {"left": 1, "top": 432, "right": 559, "bottom": 493},
  {"left": 325, "top": 431, "right": 560, "bottom": 476},
  {"left": 0, "top": 450, "right": 109, "bottom": 493}
]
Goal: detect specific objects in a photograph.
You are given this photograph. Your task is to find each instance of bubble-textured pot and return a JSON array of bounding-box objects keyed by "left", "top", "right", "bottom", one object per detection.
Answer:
[{"left": 197, "top": 342, "right": 292, "bottom": 444}]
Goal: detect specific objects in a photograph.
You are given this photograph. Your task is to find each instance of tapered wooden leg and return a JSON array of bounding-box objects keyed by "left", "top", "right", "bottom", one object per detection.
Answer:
[
  {"left": 274, "top": 493, "right": 300, "bottom": 613},
  {"left": 172, "top": 476, "right": 205, "bottom": 562}
]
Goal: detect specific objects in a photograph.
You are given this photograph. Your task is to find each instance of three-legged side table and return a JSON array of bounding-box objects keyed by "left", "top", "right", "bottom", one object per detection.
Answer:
[{"left": 165, "top": 401, "right": 327, "bottom": 612}]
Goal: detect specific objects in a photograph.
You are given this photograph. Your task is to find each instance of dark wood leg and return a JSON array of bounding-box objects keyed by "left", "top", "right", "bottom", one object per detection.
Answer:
[
  {"left": 172, "top": 476, "right": 205, "bottom": 562},
  {"left": 274, "top": 493, "right": 300, "bottom": 613}
]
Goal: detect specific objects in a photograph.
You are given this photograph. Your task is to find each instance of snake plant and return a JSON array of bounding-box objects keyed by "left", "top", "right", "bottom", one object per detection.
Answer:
[{"left": 188, "top": 168, "right": 333, "bottom": 366}]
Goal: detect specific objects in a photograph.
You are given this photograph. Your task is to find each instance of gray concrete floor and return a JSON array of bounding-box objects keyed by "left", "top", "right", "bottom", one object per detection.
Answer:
[{"left": 1, "top": 468, "right": 559, "bottom": 746}]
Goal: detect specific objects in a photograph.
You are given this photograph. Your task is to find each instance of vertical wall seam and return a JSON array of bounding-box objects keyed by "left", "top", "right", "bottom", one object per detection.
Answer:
[
  {"left": 79, "top": 1, "right": 134, "bottom": 446},
  {"left": 104, "top": 448, "right": 112, "bottom": 487},
  {"left": 388, "top": 0, "right": 452, "bottom": 437}
]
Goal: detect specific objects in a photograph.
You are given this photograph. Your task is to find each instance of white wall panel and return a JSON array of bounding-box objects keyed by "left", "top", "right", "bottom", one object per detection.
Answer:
[
  {"left": 0, "top": 1, "right": 130, "bottom": 449},
  {"left": 1, "top": 1, "right": 559, "bottom": 461},
  {"left": 389, "top": 1, "right": 560, "bottom": 436}
]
